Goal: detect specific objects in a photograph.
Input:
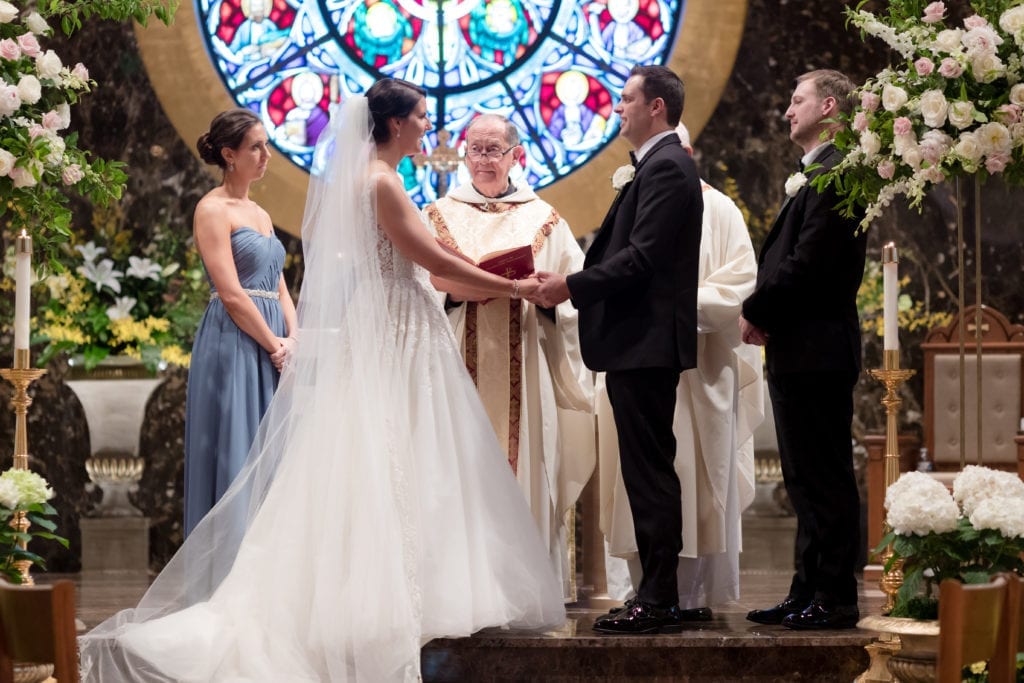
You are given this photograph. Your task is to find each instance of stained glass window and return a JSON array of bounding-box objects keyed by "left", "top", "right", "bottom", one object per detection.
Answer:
[{"left": 196, "top": 0, "right": 685, "bottom": 204}]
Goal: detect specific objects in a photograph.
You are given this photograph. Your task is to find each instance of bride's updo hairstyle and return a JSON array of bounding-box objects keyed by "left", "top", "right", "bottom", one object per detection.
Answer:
[
  {"left": 196, "top": 108, "right": 262, "bottom": 168},
  {"left": 366, "top": 78, "right": 427, "bottom": 144}
]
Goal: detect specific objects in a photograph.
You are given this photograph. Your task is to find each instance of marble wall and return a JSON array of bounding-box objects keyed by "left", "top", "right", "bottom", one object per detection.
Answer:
[{"left": 3, "top": 1, "right": 1023, "bottom": 571}]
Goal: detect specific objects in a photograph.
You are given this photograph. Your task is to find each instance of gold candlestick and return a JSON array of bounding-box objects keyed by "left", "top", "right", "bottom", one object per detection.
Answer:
[
  {"left": 868, "top": 349, "right": 915, "bottom": 613},
  {"left": 1, "top": 349, "right": 47, "bottom": 584}
]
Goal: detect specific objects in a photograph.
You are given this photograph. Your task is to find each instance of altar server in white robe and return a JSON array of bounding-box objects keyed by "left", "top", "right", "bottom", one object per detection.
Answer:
[
  {"left": 603, "top": 123, "right": 764, "bottom": 612},
  {"left": 425, "top": 114, "right": 595, "bottom": 600}
]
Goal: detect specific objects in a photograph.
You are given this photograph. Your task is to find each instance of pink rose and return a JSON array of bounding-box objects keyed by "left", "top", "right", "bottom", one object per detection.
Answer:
[
  {"left": 985, "top": 153, "right": 1010, "bottom": 173},
  {"left": 0, "top": 84, "right": 19, "bottom": 117},
  {"left": 0, "top": 38, "right": 20, "bottom": 60},
  {"left": 921, "top": 165, "right": 945, "bottom": 183},
  {"left": 915, "top": 57, "right": 935, "bottom": 76},
  {"left": 995, "top": 104, "right": 1022, "bottom": 125},
  {"left": 861, "top": 91, "right": 881, "bottom": 112},
  {"left": 27, "top": 123, "right": 46, "bottom": 139},
  {"left": 852, "top": 111, "right": 869, "bottom": 132},
  {"left": 61, "top": 163, "right": 84, "bottom": 185},
  {"left": 16, "top": 33, "right": 40, "bottom": 58},
  {"left": 939, "top": 58, "right": 964, "bottom": 79},
  {"left": 42, "top": 110, "right": 62, "bottom": 130},
  {"left": 71, "top": 63, "right": 89, "bottom": 81},
  {"left": 893, "top": 117, "right": 913, "bottom": 136},
  {"left": 877, "top": 159, "right": 896, "bottom": 180},
  {"left": 963, "top": 14, "right": 989, "bottom": 29},
  {"left": 922, "top": 1, "right": 946, "bottom": 23}
]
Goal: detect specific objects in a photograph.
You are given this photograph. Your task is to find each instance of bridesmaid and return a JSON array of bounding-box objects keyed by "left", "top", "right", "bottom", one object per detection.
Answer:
[{"left": 184, "top": 109, "right": 297, "bottom": 536}]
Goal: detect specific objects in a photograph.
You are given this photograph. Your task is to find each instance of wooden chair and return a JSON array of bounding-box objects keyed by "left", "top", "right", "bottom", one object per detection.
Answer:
[
  {"left": 990, "top": 572, "right": 1024, "bottom": 683},
  {"left": 865, "top": 305, "right": 1024, "bottom": 562},
  {"left": 937, "top": 575, "right": 1012, "bottom": 683},
  {"left": 0, "top": 580, "right": 79, "bottom": 683}
]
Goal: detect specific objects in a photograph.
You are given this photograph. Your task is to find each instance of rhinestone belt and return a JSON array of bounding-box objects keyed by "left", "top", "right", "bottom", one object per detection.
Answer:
[{"left": 211, "top": 288, "right": 279, "bottom": 301}]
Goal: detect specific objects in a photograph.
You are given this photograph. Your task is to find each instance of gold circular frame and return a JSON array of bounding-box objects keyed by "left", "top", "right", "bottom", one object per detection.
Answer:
[{"left": 135, "top": 0, "right": 746, "bottom": 237}]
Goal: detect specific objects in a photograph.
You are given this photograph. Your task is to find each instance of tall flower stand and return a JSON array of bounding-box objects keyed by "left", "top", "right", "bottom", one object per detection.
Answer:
[{"left": 67, "top": 356, "right": 162, "bottom": 573}]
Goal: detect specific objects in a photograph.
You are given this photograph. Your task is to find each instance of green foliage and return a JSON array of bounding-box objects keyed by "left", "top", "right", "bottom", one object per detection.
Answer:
[{"left": 41, "top": 0, "right": 178, "bottom": 35}]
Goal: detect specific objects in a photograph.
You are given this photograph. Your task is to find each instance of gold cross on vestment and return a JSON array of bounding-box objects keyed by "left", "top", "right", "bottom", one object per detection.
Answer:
[{"left": 413, "top": 129, "right": 461, "bottom": 197}]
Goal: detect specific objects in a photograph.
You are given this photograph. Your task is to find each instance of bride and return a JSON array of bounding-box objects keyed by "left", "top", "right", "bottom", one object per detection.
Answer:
[{"left": 79, "top": 78, "right": 565, "bottom": 682}]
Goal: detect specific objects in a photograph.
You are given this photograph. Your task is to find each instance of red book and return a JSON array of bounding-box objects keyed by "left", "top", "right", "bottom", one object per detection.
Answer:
[{"left": 477, "top": 245, "right": 534, "bottom": 280}]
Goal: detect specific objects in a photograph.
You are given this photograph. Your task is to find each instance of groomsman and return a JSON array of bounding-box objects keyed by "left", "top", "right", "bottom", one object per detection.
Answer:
[
  {"left": 741, "top": 69, "right": 867, "bottom": 630},
  {"left": 530, "top": 65, "right": 703, "bottom": 633}
]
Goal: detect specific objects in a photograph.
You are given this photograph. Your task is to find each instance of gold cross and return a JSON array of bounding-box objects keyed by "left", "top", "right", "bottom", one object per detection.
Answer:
[{"left": 413, "top": 129, "right": 461, "bottom": 197}]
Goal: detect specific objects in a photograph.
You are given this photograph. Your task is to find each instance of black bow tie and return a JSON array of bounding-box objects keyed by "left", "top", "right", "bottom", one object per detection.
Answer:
[
  {"left": 797, "top": 159, "right": 805, "bottom": 172},
  {"left": 629, "top": 151, "right": 638, "bottom": 166}
]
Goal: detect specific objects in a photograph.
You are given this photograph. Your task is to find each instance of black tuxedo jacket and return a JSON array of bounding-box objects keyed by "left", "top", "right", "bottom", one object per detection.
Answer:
[
  {"left": 567, "top": 133, "right": 702, "bottom": 372},
  {"left": 742, "top": 143, "right": 867, "bottom": 375}
]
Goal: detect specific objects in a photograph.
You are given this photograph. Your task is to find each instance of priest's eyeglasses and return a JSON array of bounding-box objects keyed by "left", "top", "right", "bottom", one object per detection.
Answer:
[{"left": 466, "top": 146, "right": 516, "bottom": 161}]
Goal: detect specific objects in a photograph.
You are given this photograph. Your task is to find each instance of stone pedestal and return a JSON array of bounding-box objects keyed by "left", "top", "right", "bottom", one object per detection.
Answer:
[
  {"left": 740, "top": 513, "right": 797, "bottom": 572},
  {"left": 80, "top": 516, "right": 149, "bottom": 573}
]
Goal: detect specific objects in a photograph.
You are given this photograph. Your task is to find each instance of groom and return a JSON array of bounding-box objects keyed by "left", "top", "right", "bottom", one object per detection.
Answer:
[{"left": 530, "top": 65, "right": 703, "bottom": 633}]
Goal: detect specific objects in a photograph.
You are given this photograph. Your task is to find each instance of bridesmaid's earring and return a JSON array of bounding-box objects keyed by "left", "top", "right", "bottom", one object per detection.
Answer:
[{"left": 228, "top": 162, "right": 235, "bottom": 173}]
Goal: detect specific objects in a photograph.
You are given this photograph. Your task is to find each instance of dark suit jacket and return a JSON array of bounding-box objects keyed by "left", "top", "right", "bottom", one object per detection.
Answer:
[
  {"left": 742, "top": 143, "right": 867, "bottom": 375},
  {"left": 567, "top": 132, "right": 702, "bottom": 372}
]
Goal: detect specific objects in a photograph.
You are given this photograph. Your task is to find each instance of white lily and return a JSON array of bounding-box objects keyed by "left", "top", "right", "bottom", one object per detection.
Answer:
[
  {"left": 74, "top": 241, "right": 106, "bottom": 263},
  {"left": 126, "top": 256, "right": 162, "bottom": 281},
  {"left": 106, "top": 296, "right": 137, "bottom": 321},
  {"left": 77, "top": 258, "right": 123, "bottom": 293}
]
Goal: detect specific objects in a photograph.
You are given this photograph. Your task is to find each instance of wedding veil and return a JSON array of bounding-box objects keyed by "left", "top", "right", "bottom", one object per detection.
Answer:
[{"left": 79, "top": 96, "right": 424, "bottom": 681}]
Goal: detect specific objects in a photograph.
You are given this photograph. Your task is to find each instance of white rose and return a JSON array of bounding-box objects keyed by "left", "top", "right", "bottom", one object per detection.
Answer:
[
  {"left": 55, "top": 103, "right": 71, "bottom": 129},
  {"left": 0, "top": 83, "right": 20, "bottom": 117},
  {"left": 919, "top": 89, "right": 949, "bottom": 128},
  {"left": 976, "top": 121, "right": 1012, "bottom": 155},
  {"left": 882, "top": 84, "right": 909, "bottom": 112},
  {"left": 0, "top": 148, "right": 14, "bottom": 176},
  {"left": 9, "top": 164, "right": 37, "bottom": 188},
  {"left": 971, "top": 51, "right": 1005, "bottom": 83},
  {"left": 859, "top": 130, "right": 881, "bottom": 158},
  {"left": 901, "top": 144, "right": 923, "bottom": 169},
  {"left": 611, "top": 164, "right": 635, "bottom": 191},
  {"left": 933, "top": 28, "right": 964, "bottom": 53},
  {"left": 954, "top": 132, "right": 984, "bottom": 164},
  {"left": 893, "top": 132, "right": 917, "bottom": 156},
  {"left": 0, "top": 1, "right": 16, "bottom": 24},
  {"left": 24, "top": 11, "right": 49, "bottom": 35},
  {"left": 948, "top": 100, "right": 976, "bottom": 129},
  {"left": 16, "top": 75, "right": 41, "bottom": 105},
  {"left": 1001, "top": 6, "right": 1024, "bottom": 34},
  {"left": 784, "top": 172, "right": 808, "bottom": 197},
  {"left": 1010, "top": 84, "right": 1024, "bottom": 107},
  {"left": 35, "top": 50, "right": 62, "bottom": 80}
]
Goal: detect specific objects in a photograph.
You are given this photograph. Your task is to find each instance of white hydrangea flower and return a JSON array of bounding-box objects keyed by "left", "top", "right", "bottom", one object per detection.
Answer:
[
  {"left": 0, "top": 477, "right": 18, "bottom": 508},
  {"left": 0, "top": 469, "right": 54, "bottom": 507},
  {"left": 953, "top": 465, "right": 1024, "bottom": 516},
  {"left": 970, "top": 496, "right": 1024, "bottom": 539},
  {"left": 885, "top": 471, "right": 960, "bottom": 536}
]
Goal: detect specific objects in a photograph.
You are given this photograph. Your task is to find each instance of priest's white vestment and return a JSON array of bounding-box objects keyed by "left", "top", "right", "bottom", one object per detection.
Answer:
[
  {"left": 425, "top": 183, "right": 595, "bottom": 600},
  {"left": 601, "top": 182, "right": 764, "bottom": 608}
]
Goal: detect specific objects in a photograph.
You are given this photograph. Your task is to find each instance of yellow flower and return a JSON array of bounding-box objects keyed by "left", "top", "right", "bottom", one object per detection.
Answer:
[
  {"left": 38, "top": 324, "right": 88, "bottom": 345},
  {"left": 160, "top": 345, "right": 191, "bottom": 368},
  {"left": 970, "top": 661, "right": 987, "bottom": 674}
]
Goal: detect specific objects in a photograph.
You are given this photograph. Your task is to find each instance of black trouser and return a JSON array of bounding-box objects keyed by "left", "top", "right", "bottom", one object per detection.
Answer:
[
  {"left": 768, "top": 368, "right": 861, "bottom": 607},
  {"left": 605, "top": 367, "right": 682, "bottom": 607}
]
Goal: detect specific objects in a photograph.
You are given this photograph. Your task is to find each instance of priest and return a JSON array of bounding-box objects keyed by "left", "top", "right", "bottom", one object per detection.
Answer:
[
  {"left": 602, "top": 123, "right": 764, "bottom": 614},
  {"left": 425, "top": 114, "right": 595, "bottom": 600}
]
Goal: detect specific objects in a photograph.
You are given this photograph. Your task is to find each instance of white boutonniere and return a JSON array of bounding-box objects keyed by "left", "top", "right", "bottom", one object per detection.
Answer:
[
  {"left": 611, "top": 165, "right": 636, "bottom": 191},
  {"left": 785, "top": 172, "right": 808, "bottom": 197}
]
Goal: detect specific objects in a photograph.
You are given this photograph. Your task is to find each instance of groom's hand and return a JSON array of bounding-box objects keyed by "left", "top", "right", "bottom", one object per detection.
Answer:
[
  {"left": 739, "top": 315, "right": 769, "bottom": 346},
  {"left": 527, "top": 271, "right": 570, "bottom": 308}
]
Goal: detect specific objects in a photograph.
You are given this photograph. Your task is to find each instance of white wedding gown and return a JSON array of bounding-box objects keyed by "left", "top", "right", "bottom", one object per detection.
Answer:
[{"left": 79, "top": 159, "right": 565, "bottom": 680}]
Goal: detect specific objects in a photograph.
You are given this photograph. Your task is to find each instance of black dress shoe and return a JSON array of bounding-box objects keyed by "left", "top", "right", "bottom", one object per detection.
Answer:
[
  {"left": 677, "top": 607, "right": 712, "bottom": 622},
  {"left": 781, "top": 601, "right": 860, "bottom": 630},
  {"left": 605, "top": 596, "right": 639, "bottom": 616},
  {"left": 593, "top": 600, "right": 684, "bottom": 634},
  {"left": 746, "top": 597, "right": 809, "bottom": 625}
]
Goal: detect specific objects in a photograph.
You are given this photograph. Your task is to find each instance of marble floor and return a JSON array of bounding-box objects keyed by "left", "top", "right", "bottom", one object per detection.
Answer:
[{"left": 43, "top": 568, "right": 886, "bottom": 682}]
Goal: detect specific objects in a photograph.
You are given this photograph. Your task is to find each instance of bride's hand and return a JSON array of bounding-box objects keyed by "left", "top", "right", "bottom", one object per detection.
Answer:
[{"left": 515, "top": 276, "right": 541, "bottom": 300}]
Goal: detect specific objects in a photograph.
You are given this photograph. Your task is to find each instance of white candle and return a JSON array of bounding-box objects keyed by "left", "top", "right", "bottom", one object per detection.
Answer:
[
  {"left": 14, "top": 231, "right": 31, "bottom": 351},
  {"left": 882, "top": 242, "right": 898, "bottom": 351}
]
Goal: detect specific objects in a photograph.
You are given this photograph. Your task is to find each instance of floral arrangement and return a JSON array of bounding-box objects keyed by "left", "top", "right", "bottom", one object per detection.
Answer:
[
  {"left": 962, "top": 653, "right": 1024, "bottom": 682},
  {"left": 0, "top": 467, "right": 67, "bottom": 584},
  {"left": 879, "top": 465, "right": 1024, "bottom": 619},
  {"left": 0, "top": 1, "right": 176, "bottom": 266},
  {"left": 27, "top": 220, "right": 208, "bottom": 371},
  {"left": 820, "top": 0, "right": 1024, "bottom": 229},
  {"left": 856, "top": 258, "right": 953, "bottom": 338}
]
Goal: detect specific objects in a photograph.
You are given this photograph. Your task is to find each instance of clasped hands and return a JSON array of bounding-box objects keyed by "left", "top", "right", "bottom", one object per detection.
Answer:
[{"left": 270, "top": 335, "right": 297, "bottom": 371}]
